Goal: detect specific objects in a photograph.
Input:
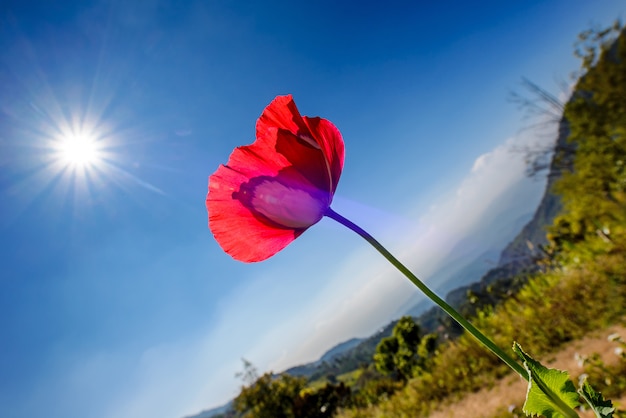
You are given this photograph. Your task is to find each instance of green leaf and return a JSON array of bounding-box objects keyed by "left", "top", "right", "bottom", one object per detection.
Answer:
[
  {"left": 513, "top": 342, "right": 580, "bottom": 418},
  {"left": 579, "top": 378, "right": 614, "bottom": 418}
]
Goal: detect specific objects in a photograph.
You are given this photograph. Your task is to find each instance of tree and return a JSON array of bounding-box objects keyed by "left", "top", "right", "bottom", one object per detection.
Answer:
[
  {"left": 232, "top": 359, "right": 351, "bottom": 418},
  {"left": 294, "top": 383, "right": 351, "bottom": 418},
  {"left": 234, "top": 372, "right": 307, "bottom": 418},
  {"left": 416, "top": 332, "right": 438, "bottom": 370},
  {"left": 235, "top": 358, "right": 259, "bottom": 386},
  {"left": 548, "top": 23, "right": 626, "bottom": 252},
  {"left": 373, "top": 316, "right": 422, "bottom": 381}
]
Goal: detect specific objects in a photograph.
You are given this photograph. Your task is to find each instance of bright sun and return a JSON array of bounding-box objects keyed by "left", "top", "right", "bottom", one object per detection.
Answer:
[{"left": 57, "top": 132, "right": 101, "bottom": 168}]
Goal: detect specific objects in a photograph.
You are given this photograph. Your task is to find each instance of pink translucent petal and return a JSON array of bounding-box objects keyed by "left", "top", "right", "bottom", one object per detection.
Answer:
[{"left": 208, "top": 165, "right": 304, "bottom": 262}]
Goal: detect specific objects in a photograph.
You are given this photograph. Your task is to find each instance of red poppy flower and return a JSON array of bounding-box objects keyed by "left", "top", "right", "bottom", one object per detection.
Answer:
[{"left": 207, "top": 95, "right": 345, "bottom": 262}]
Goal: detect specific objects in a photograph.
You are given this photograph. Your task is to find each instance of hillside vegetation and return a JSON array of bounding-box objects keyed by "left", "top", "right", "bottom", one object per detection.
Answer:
[{"left": 217, "top": 22, "right": 626, "bottom": 418}]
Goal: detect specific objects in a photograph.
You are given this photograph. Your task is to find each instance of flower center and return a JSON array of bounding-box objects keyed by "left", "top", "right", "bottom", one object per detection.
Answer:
[{"left": 247, "top": 178, "right": 326, "bottom": 229}]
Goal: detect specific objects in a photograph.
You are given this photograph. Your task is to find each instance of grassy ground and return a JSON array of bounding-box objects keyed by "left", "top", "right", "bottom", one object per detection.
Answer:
[{"left": 428, "top": 324, "right": 626, "bottom": 418}]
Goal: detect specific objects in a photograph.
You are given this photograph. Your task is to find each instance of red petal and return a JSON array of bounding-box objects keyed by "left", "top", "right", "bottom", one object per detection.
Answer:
[
  {"left": 206, "top": 95, "right": 345, "bottom": 262},
  {"left": 255, "top": 95, "right": 309, "bottom": 145},
  {"left": 256, "top": 95, "right": 345, "bottom": 194},
  {"left": 302, "top": 116, "right": 345, "bottom": 194},
  {"left": 207, "top": 165, "right": 304, "bottom": 262}
]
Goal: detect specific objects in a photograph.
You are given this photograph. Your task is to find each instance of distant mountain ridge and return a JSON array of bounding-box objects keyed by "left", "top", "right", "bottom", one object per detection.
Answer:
[
  {"left": 320, "top": 337, "right": 364, "bottom": 363},
  {"left": 184, "top": 401, "right": 232, "bottom": 418},
  {"left": 498, "top": 119, "right": 571, "bottom": 269},
  {"left": 284, "top": 337, "right": 364, "bottom": 377}
]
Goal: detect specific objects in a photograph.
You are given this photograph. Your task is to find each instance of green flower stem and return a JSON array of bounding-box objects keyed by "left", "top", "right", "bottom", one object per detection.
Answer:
[{"left": 325, "top": 207, "right": 528, "bottom": 381}]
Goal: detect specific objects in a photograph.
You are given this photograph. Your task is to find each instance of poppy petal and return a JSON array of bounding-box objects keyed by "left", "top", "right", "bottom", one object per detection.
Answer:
[
  {"left": 302, "top": 116, "right": 345, "bottom": 194},
  {"left": 207, "top": 95, "right": 345, "bottom": 262},
  {"left": 208, "top": 164, "right": 305, "bottom": 262},
  {"left": 255, "top": 95, "right": 310, "bottom": 145},
  {"left": 256, "top": 96, "right": 332, "bottom": 193}
]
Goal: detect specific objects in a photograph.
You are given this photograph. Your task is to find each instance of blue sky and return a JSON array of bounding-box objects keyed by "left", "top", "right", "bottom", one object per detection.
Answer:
[{"left": 1, "top": 1, "right": 625, "bottom": 417}]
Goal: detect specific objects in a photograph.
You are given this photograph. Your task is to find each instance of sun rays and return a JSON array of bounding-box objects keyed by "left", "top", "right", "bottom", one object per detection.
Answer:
[
  {"left": 42, "top": 112, "right": 115, "bottom": 195},
  {"left": 1, "top": 93, "right": 168, "bottom": 227}
]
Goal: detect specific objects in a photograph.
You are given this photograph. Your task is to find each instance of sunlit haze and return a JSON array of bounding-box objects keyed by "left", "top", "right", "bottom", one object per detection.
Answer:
[{"left": 1, "top": 1, "right": 624, "bottom": 418}]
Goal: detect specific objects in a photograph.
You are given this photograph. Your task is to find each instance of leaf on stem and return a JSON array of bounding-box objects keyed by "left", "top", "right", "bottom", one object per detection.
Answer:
[
  {"left": 579, "top": 378, "right": 615, "bottom": 418},
  {"left": 513, "top": 342, "right": 580, "bottom": 418}
]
